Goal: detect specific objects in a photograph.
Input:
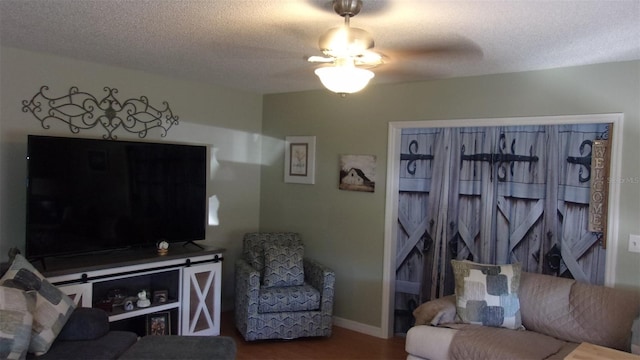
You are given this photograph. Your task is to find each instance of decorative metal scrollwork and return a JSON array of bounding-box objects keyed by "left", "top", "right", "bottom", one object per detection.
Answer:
[
  {"left": 566, "top": 139, "right": 592, "bottom": 183},
  {"left": 461, "top": 134, "right": 539, "bottom": 182},
  {"left": 400, "top": 140, "right": 433, "bottom": 175},
  {"left": 22, "top": 86, "right": 179, "bottom": 140}
]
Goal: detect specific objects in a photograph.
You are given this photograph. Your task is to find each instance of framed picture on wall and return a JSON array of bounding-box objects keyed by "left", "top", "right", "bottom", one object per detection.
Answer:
[
  {"left": 147, "top": 312, "right": 170, "bottom": 336},
  {"left": 339, "top": 154, "right": 376, "bottom": 192},
  {"left": 284, "top": 136, "right": 316, "bottom": 184}
]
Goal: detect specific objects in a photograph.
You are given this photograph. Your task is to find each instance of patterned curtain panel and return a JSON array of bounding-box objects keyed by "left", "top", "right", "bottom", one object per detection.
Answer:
[{"left": 394, "top": 123, "right": 609, "bottom": 334}]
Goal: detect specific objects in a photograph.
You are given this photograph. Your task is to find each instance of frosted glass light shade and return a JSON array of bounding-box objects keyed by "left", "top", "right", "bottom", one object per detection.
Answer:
[{"left": 314, "top": 66, "right": 374, "bottom": 94}]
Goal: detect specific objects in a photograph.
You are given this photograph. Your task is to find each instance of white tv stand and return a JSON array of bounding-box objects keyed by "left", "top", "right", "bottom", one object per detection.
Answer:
[{"left": 39, "top": 246, "right": 223, "bottom": 336}]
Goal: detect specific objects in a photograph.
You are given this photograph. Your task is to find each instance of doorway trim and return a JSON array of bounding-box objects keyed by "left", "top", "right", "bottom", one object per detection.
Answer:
[{"left": 381, "top": 113, "right": 624, "bottom": 338}]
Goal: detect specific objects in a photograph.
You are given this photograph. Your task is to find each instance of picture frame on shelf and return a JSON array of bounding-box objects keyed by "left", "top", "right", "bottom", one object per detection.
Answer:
[
  {"left": 284, "top": 136, "right": 316, "bottom": 184},
  {"left": 153, "top": 290, "right": 168, "bottom": 304},
  {"left": 147, "top": 312, "right": 170, "bottom": 335}
]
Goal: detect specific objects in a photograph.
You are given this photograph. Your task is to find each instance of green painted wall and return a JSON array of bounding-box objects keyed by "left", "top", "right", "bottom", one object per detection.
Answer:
[
  {"left": 0, "top": 47, "right": 264, "bottom": 311},
  {"left": 1, "top": 46, "right": 637, "bottom": 330},
  {"left": 261, "top": 61, "right": 640, "bottom": 328}
]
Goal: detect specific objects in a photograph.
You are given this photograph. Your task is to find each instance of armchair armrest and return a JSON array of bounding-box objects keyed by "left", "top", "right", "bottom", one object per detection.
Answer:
[
  {"left": 412, "top": 295, "right": 457, "bottom": 326},
  {"left": 304, "top": 258, "right": 335, "bottom": 313},
  {"left": 235, "top": 259, "right": 261, "bottom": 319},
  {"left": 56, "top": 307, "right": 109, "bottom": 341}
]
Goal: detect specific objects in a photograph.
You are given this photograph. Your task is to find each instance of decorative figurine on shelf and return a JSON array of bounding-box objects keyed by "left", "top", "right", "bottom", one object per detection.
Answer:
[
  {"left": 156, "top": 240, "right": 169, "bottom": 255},
  {"left": 136, "top": 290, "right": 151, "bottom": 308},
  {"left": 124, "top": 298, "right": 135, "bottom": 311}
]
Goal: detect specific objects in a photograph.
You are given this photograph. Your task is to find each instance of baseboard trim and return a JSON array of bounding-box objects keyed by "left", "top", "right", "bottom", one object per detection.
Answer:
[{"left": 332, "top": 316, "right": 386, "bottom": 339}]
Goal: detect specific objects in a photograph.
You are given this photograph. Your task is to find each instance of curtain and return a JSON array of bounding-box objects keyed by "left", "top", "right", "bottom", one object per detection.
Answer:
[{"left": 394, "top": 123, "right": 609, "bottom": 333}]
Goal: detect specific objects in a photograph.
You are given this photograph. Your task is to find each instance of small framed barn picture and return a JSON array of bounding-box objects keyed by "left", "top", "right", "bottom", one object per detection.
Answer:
[
  {"left": 339, "top": 154, "right": 376, "bottom": 192},
  {"left": 285, "top": 136, "right": 316, "bottom": 184}
]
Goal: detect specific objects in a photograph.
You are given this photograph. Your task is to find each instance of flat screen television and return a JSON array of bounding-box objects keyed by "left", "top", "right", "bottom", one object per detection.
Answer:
[{"left": 25, "top": 135, "right": 207, "bottom": 260}]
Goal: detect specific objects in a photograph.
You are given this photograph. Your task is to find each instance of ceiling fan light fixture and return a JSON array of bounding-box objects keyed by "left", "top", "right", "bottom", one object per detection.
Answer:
[
  {"left": 314, "top": 64, "right": 374, "bottom": 96},
  {"left": 311, "top": 0, "right": 375, "bottom": 96}
]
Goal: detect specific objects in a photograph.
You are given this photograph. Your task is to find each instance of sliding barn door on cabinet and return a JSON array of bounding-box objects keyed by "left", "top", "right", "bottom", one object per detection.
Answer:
[{"left": 181, "top": 261, "right": 222, "bottom": 336}]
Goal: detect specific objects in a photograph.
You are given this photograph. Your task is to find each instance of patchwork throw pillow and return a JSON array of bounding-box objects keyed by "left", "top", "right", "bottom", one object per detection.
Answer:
[
  {"left": 0, "top": 255, "right": 76, "bottom": 355},
  {"left": 451, "top": 260, "right": 522, "bottom": 330},
  {"left": 0, "top": 286, "right": 36, "bottom": 360},
  {"left": 262, "top": 244, "right": 305, "bottom": 288}
]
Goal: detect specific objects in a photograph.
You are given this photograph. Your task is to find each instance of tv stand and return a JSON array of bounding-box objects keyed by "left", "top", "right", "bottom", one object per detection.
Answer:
[
  {"left": 32, "top": 246, "right": 136, "bottom": 271},
  {"left": 39, "top": 246, "right": 224, "bottom": 336}
]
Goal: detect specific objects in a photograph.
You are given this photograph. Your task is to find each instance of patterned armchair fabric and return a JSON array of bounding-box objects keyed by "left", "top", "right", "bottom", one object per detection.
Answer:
[{"left": 235, "top": 232, "right": 335, "bottom": 341}]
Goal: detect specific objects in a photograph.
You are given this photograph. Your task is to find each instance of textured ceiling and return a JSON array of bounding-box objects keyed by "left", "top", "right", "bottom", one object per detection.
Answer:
[{"left": 1, "top": 0, "right": 639, "bottom": 94}]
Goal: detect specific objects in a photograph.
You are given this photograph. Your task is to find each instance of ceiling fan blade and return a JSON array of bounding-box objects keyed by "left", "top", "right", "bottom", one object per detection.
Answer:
[
  {"left": 307, "top": 55, "right": 335, "bottom": 63},
  {"left": 373, "top": 65, "right": 445, "bottom": 83},
  {"left": 379, "top": 36, "right": 484, "bottom": 62}
]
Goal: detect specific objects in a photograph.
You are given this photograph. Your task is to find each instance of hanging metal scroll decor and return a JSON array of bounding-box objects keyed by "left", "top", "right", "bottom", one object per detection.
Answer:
[{"left": 22, "top": 86, "right": 179, "bottom": 140}]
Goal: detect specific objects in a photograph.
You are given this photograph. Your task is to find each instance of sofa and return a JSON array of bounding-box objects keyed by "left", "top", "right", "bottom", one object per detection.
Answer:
[
  {"left": 1, "top": 252, "right": 237, "bottom": 360},
  {"left": 26, "top": 307, "right": 138, "bottom": 360},
  {"left": 405, "top": 266, "right": 640, "bottom": 360},
  {"left": 0, "top": 254, "right": 138, "bottom": 360}
]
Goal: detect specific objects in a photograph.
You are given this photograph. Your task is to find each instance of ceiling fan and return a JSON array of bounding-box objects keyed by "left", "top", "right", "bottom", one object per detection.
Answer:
[
  {"left": 307, "top": 0, "right": 484, "bottom": 96},
  {"left": 308, "top": 0, "right": 384, "bottom": 67},
  {"left": 308, "top": 0, "right": 382, "bottom": 96}
]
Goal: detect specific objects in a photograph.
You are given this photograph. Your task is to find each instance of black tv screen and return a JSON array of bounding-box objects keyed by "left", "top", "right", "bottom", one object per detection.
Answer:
[{"left": 26, "top": 135, "right": 207, "bottom": 260}]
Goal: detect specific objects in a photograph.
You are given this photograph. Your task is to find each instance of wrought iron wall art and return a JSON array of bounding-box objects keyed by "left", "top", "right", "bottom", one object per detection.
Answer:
[{"left": 22, "top": 86, "right": 179, "bottom": 140}]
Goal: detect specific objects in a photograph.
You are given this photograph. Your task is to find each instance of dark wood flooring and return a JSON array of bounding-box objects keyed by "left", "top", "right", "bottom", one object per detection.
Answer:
[{"left": 220, "top": 311, "right": 407, "bottom": 360}]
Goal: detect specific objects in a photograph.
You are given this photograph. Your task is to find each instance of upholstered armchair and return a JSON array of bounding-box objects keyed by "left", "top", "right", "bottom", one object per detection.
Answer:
[{"left": 234, "top": 232, "right": 335, "bottom": 341}]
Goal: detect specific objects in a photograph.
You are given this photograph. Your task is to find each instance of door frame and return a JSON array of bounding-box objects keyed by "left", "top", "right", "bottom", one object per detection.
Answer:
[{"left": 381, "top": 113, "right": 624, "bottom": 338}]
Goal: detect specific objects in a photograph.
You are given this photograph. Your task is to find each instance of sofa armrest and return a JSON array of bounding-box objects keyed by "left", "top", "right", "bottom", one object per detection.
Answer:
[
  {"left": 303, "top": 258, "right": 335, "bottom": 313},
  {"left": 413, "top": 295, "right": 457, "bottom": 326},
  {"left": 56, "top": 307, "right": 110, "bottom": 341}
]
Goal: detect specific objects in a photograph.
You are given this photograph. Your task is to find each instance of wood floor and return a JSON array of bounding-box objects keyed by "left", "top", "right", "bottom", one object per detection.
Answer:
[{"left": 220, "top": 311, "right": 407, "bottom": 360}]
